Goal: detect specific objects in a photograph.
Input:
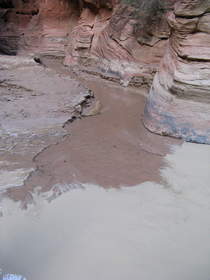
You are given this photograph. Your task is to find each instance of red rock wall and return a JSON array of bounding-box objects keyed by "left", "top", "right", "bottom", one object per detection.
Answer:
[
  {"left": 64, "top": 0, "right": 177, "bottom": 65},
  {"left": 63, "top": 0, "right": 177, "bottom": 86},
  {"left": 0, "top": 0, "right": 178, "bottom": 88},
  {"left": 0, "top": 0, "right": 39, "bottom": 54},
  {"left": 0, "top": 0, "right": 176, "bottom": 63},
  {"left": 0, "top": 0, "right": 77, "bottom": 55},
  {"left": 20, "top": 0, "right": 78, "bottom": 55},
  {"left": 144, "top": 0, "right": 210, "bottom": 144}
]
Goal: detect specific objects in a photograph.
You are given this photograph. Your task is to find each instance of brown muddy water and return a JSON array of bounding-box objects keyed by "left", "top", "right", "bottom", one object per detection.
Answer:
[{"left": 0, "top": 56, "right": 210, "bottom": 280}]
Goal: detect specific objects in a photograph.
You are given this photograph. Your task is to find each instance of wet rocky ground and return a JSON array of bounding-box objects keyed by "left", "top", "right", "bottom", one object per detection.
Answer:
[
  {"left": 0, "top": 55, "right": 210, "bottom": 280},
  {"left": 0, "top": 55, "right": 93, "bottom": 198}
]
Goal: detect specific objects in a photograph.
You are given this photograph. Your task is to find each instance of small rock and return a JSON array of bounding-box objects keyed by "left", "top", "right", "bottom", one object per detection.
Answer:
[
  {"left": 75, "top": 104, "right": 82, "bottom": 113},
  {"left": 33, "top": 57, "right": 42, "bottom": 64},
  {"left": 120, "top": 78, "right": 130, "bottom": 87},
  {"left": 82, "top": 100, "right": 102, "bottom": 117}
]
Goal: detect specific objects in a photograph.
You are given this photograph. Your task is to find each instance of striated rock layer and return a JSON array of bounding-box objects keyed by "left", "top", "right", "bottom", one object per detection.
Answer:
[
  {"left": 63, "top": 0, "right": 177, "bottom": 84},
  {"left": 0, "top": 0, "right": 78, "bottom": 55},
  {"left": 0, "top": 0, "right": 177, "bottom": 86},
  {"left": 144, "top": 0, "right": 210, "bottom": 144}
]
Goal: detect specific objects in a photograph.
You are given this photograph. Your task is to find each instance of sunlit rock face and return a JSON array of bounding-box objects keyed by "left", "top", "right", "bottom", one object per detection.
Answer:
[{"left": 144, "top": 0, "right": 210, "bottom": 144}]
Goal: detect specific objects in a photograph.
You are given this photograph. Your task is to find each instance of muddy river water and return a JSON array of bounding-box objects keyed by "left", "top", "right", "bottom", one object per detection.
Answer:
[{"left": 0, "top": 55, "right": 210, "bottom": 280}]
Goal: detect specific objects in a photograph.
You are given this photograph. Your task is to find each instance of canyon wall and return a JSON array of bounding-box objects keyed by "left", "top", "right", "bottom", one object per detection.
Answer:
[
  {"left": 144, "top": 0, "right": 210, "bottom": 144},
  {"left": 0, "top": 0, "right": 176, "bottom": 86},
  {"left": 63, "top": 0, "right": 177, "bottom": 84},
  {"left": 0, "top": 0, "right": 78, "bottom": 55},
  {"left": 2, "top": 0, "right": 209, "bottom": 144},
  {"left": 0, "top": 0, "right": 39, "bottom": 54}
]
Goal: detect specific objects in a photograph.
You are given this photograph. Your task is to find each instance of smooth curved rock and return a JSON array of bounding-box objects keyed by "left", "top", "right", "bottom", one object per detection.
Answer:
[{"left": 144, "top": 0, "right": 210, "bottom": 144}]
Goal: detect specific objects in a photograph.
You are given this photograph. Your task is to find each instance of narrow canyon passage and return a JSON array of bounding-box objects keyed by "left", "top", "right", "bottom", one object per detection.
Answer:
[
  {"left": 25, "top": 58, "right": 180, "bottom": 189},
  {"left": 0, "top": 0, "right": 210, "bottom": 278},
  {"left": 3, "top": 56, "right": 179, "bottom": 202}
]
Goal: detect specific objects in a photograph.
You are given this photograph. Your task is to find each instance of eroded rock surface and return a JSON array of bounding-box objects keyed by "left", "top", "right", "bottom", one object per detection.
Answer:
[
  {"left": 0, "top": 55, "right": 92, "bottom": 194},
  {"left": 144, "top": 0, "right": 210, "bottom": 144},
  {"left": 0, "top": 0, "right": 77, "bottom": 55},
  {"left": 0, "top": 0, "right": 177, "bottom": 87},
  {"left": 64, "top": 0, "right": 176, "bottom": 85}
]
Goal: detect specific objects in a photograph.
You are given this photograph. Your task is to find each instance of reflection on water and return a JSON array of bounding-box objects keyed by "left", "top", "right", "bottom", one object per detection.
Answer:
[{"left": 0, "top": 142, "right": 210, "bottom": 280}]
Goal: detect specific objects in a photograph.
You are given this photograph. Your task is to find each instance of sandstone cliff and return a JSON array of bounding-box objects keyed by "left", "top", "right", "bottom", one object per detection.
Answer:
[
  {"left": 0, "top": 0, "right": 176, "bottom": 86},
  {"left": 144, "top": 0, "right": 210, "bottom": 144},
  {"left": 1, "top": 0, "right": 209, "bottom": 144}
]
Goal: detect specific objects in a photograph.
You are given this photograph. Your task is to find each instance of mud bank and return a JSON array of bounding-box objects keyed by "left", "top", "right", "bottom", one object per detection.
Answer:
[{"left": 0, "top": 55, "right": 93, "bottom": 200}]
